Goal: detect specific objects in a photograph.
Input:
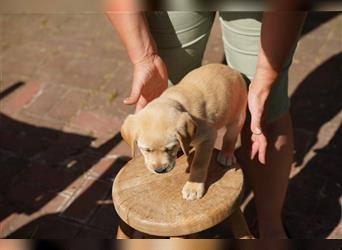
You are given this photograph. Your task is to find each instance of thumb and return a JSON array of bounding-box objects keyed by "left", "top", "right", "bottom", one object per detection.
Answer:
[{"left": 123, "top": 82, "right": 143, "bottom": 105}]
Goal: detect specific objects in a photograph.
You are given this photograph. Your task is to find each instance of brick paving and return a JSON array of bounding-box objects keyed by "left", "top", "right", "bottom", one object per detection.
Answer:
[{"left": 0, "top": 12, "right": 341, "bottom": 239}]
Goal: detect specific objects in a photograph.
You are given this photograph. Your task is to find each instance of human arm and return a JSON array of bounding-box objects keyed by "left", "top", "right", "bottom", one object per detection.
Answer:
[
  {"left": 248, "top": 11, "right": 307, "bottom": 164},
  {"left": 105, "top": 2, "right": 168, "bottom": 112}
]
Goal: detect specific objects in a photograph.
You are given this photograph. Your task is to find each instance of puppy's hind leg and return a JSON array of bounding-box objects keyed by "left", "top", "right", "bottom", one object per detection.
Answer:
[{"left": 217, "top": 117, "right": 244, "bottom": 167}]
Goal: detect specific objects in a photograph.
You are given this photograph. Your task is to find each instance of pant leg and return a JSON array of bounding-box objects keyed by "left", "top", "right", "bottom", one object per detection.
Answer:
[
  {"left": 219, "top": 12, "right": 299, "bottom": 123},
  {"left": 146, "top": 11, "right": 215, "bottom": 84}
]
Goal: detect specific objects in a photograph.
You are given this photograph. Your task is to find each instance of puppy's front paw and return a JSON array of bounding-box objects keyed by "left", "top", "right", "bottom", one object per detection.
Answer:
[
  {"left": 182, "top": 181, "right": 205, "bottom": 200},
  {"left": 217, "top": 151, "right": 236, "bottom": 167}
]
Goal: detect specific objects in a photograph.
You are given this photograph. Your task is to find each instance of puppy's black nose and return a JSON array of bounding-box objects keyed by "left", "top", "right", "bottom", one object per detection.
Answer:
[{"left": 154, "top": 168, "right": 167, "bottom": 174}]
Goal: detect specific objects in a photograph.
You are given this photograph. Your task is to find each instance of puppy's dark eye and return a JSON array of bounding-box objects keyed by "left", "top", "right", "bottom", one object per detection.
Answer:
[{"left": 145, "top": 148, "right": 152, "bottom": 152}]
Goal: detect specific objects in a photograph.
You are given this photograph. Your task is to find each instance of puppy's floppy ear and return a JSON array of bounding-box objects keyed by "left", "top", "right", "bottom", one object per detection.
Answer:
[
  {"left": 176, "top": 113, "right": 196, "bottom": 157},
  {"left": 121, "top": 114, "right": 137, "bottom": 157}
]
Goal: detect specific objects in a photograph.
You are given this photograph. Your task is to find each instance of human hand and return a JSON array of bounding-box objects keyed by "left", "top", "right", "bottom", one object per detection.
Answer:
[
  {"left": 124, "top": 54, "right": 168, "bottom": 113},
  {"left": 247, "top": 77, "right": 272, "bottom": 165}
]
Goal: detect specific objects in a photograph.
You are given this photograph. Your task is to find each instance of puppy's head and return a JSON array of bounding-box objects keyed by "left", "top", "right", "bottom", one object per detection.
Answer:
[{"left": 121, "top": 110, "right": 196, "bottom": 174}]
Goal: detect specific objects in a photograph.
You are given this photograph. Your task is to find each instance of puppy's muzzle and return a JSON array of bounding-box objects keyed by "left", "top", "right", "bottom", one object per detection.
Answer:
[
  {"left": 154, "top": 167, "right": 168, "bottom": 174},
  {"left": 151, "top": 161, "right": 175, "bottom": 174}
]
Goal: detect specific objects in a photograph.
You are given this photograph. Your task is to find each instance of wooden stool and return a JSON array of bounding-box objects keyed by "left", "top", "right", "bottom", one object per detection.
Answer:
[{"left": 112, "top": 149, "right": 253, "bottom": 239}]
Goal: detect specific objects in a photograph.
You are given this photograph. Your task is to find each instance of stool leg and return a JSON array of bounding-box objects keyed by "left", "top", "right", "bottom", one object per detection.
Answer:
[
  {"left": 116, "top": 219, "right": 134, "bottom": 239},
  {"left": 226, "top": 208, "right": 254, "bottom": 239},
  {"left": 117, "top": 225, "right": 129, "bottom": 239}
]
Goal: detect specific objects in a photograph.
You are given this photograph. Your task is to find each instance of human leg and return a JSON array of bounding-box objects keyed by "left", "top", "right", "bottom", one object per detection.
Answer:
[
  {"left": 219, "top": 12, "right": 299, "bottom": 238},
  {"left": 240, "top": 112, "right": 294, "bottom": 238},
  {"left": 146, "top": 11, "right": 215, "bottom": 84}
]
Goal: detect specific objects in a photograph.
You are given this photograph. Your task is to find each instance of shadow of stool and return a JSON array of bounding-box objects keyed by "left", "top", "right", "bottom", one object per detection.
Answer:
[{"left": 112, "top": 149, "right": 253, "bottom": 239}]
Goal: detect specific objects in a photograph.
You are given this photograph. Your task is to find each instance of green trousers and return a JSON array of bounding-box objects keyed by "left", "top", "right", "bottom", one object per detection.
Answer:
[{"left": 146, "top": 12, "right": 298, "bottom": 122}]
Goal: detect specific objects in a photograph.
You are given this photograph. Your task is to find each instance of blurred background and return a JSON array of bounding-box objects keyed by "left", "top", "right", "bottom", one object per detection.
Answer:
[
  {"left": 0, "top": 239, "right": 342, "bottom": 250},
  {"left": 0, "top": 11, "right": 341, "bottom": 240}
]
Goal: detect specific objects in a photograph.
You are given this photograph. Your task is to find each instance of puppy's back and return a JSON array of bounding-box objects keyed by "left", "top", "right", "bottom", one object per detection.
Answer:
[{"left": 161, "top": 64, "right": 247, "bottom": 126}]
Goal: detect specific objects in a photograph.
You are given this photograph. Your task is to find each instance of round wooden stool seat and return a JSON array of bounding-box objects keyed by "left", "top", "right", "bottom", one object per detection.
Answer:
[{"left": 113, "top": 149, "right": 246, "bottom": 237}]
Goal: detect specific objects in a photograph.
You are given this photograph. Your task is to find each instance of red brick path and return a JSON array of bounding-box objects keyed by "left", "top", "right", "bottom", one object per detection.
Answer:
[{"left": 0, "top": 13, "right": 341, "bottom": 238}]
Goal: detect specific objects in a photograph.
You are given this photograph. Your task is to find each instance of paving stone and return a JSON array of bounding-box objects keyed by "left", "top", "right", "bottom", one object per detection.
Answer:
[
  {"left": 88, "top": 156, "right": 128, "bottom": 182},
  {"left": 88, "top": 199, "right": 118, "bottom": 233},
  {"left": 31, "top": 50, "right": 78, "bottom": 85},
  {"left": 24, "top": 83, "right": 68, "bottom": 116},
  {"left": 2, "top": 15, "right": 58, "bottom": 47},
  {"left": 0, "top": 153, "right": 30, "bottom": 190},
  {"left": 292, "top": 128, "right": 317, "bottom": 167},
  {"left": 0, "top": 192, "right": 71, "bottom": 237},
  {"left": 62, "top": 177, "right": 112, "bottom": 223},
  {"left": 0, "top": 112, "right": 29, "bottom": 133},
  {"left": 68, "top": 110, "right": 122, "bottom": 136},
  {"left": 316, "top": 40, "right": 342, "bottom": 62},
  {"left": 283, "top": 211, "right": 315, "bottom": 238},
  {"left": 309, "top": 181, "right": 342, "bottom": 238},
  {"left": 0, "top": 213, "right": 35, "bottom": 238},
  {"left": 106, "top": 140, "right": 131, "bottom": 158},
  {"left": 8, "top": 215, "right": 81, "bottom": 239},
  {"left": 87, "top": 158, "right": 117, "bottom": 181},
  {"left": 39, "top": 194, "right": 71, "bottom": 215},
  {"left": 62, "top": 124, "right": 96, "bottom": 138},
  {"left": 0, "top": 194, "right": 19, "bottom": 237},
  {"left": 89, "top": 135, "right": 116, "bottom": 150},
  {"left": 306, "top": 153, "right": 342, "bottom": 184},
  {"left": 45, "top": 56, "right": 118, "bottom": 90},
  {"left": 290, "top": 52, "right": 341, "bottom": 131},
  {"left": 15, "top": 112, "right": 65, "bottom": 132},
  {"left": 285, "top": 175, "right": 326, "bottom": 217},
  {"left": 35, "top": 131, "right": 94, "bottom": 165},
  {"left": 88, "top": 132, "right": 124, "bottom": 156},
  {"left": 14, "top": 162, "right": 87, "bottom": 196},
  {"left": 83, "top": 92, "right": 122, "bottom": 120},
  {"left": 108, "top": 100, "right": 135, "bottom": 120},
  {"left": 288, "top": 60, "right": 314, "bottom": 95},
  {"left": 101, "top": 62, "right": 133, "bottom": 96},
  {"left": 47, "top": 89, "right": 89, "bottom": 122},
  {"left": 303, "top": 13, "right": 342, "bottom": 42},
  {"left": 42, "top": 15, "right": 113, "bottom": 46},
  {"left": 5, "top": 182, "right": 61, "bottom": 213},
  {"left": 1, "top": 43, "right": 48, "bottom": 79},
  {"left": 1, "top": 81, "right": 43, "bottom": 116},
  {"left": 71, "top": 58, "right": 118, "bottom": 89},
  {"left": 1, "top": 76, "right": 30, "bottom": 96},
  {"left": 0, "top": 129, "right": 52, "bottom": 158}
]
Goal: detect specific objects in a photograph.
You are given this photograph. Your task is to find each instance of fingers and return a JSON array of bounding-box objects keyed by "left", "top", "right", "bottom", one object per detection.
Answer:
[
  {"left": 135, "top": 96, "right": 148, "bottom": 113},
  {"left": 258, "top": 139, "right": 266, "bottom": 165},
  {"left": 251, "top": 139, "right": 259, "bottom": 160},
  {"left": 250, "top": 110, "right": 266, "bottom": 164},
  {"left": 250, "top": 133, "right": 267, "bottom": 165},
  {"left": 123, "top": 82, "right": 143, "bottom": 105}
]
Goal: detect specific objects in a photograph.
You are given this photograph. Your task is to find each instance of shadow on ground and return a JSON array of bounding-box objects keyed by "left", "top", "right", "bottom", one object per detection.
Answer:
[
  {"left": 284, "top": 52, "right": 341, "bottom": 238},
  {"left": 0, "top": 82, "right": 129, "bottom": 237},
  {"left": 1, "top": 12, "right": 341, "bottom": 239}
]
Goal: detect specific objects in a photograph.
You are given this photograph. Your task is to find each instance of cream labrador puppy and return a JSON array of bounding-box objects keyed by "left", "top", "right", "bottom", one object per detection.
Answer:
[{"left": 121, "top": 64, "right": 247, "bottom": 200}]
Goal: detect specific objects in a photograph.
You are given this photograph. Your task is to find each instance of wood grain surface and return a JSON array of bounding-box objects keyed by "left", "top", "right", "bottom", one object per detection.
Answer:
[{"left": 112, "top": 149, "right": 244, "bottom": 237}]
